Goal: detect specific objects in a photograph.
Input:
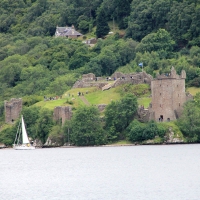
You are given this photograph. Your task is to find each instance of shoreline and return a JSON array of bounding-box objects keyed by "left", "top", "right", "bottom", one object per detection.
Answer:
[{"left": 1, "top": 142, "right": 199, "bottom": 150}]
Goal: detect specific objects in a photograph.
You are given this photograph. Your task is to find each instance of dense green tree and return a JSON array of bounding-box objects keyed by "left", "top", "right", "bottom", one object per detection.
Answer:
[
  {"left": 0, "top": 125, "right": 16, "bottom": 146},
  {"left": 14, "top": 65, "right": 51, "bottom": 96},
  {"left": 126, "top": 119, "right": 146, "bottom": 142},
  {"left": 177, "top": 100, "right": 200, "bottom": 141},
  {"left": 70, "top": 106, "right": 106, "bottom": 146},
  {"left": 47, "top": 74, "right": 76, "bottom": 95},
  {"left": 126, "top": 1, "right": 154, "bottom": 41},
  {"left": 96, "top": 8, "right": 110, "bottom": 38},
  {"left": 36, "top": 108, "right": 54, "bottom": 144},
  {"left": 127, "top": 120, "right": 167, "bottom": 142},
  {"left": 136, "top": 29, "right": 175, "bottom": 59},
  {"left": 99, "top": 47, "right": 119, "bottom": 75},
  {"left": 104, "top": 93, "right": 138, "bottom": 141}
]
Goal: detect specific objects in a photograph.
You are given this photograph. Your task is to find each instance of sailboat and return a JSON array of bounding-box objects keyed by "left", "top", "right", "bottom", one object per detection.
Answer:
[{"left": 13, "top": 115, "right": 35, "bottom": 150}]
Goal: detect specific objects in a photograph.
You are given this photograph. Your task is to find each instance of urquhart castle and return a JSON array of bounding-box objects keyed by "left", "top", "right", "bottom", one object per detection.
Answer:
[{"left": 4, "top": 67, "right": 192, "bottom": 124}]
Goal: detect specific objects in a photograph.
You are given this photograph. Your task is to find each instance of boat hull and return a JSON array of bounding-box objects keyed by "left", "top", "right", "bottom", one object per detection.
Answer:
[{"left": 13, "top": 145, "right": 35, "bottom": 150}]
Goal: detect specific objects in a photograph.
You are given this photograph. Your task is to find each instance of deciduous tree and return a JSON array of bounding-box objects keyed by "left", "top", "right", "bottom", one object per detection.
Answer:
[{"left": 70, "top": 106, "right": 106, "bottom": 146}]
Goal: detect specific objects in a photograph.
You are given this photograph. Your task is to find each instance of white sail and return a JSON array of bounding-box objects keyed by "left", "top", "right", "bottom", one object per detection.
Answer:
[{"left": 21, "top": 116, "right": 30, "bottom": 144}]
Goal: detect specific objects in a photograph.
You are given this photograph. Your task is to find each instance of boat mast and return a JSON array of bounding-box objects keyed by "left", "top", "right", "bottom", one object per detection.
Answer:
[{"left": 14, "top": 117, "right": 21, "bottom": 145}]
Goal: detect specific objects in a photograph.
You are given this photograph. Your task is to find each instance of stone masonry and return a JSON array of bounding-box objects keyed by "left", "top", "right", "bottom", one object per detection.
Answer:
[
  {"left": 53, "top": 106, "right": 73, "bottom": 125},
  {"left": 4, "top": 98, "right": 22, "bottom": 123},
  {"left": 149, "top": 67, "right": 188, "bottom": 122},
  {"left": 73, "top": 72, "right": 153, "bottom": 89}
]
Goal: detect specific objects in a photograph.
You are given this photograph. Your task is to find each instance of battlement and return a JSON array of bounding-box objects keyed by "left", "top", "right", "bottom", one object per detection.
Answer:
[{"left": 155, "top": 67, "right": 186, "bottom": 80}]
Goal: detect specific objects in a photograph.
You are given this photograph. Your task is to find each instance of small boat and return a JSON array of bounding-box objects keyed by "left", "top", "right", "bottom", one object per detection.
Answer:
[{"left": 13, "top": 115, "right": 35, "bottom": 150}]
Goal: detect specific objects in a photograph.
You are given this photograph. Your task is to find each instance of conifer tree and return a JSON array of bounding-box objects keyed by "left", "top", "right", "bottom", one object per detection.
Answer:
[{"left": 96, "top": 8, "right": 110, "bottom": 38}]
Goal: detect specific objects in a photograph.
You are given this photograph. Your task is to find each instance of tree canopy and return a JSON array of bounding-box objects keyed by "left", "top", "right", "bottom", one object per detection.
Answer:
[{"left": 70, "top": 106, "right": 106, "bottom": 146}]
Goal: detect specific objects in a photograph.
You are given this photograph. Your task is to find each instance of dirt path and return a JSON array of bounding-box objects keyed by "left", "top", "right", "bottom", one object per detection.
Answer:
[{"left": 79, "top": 96, "right": 90, "bottom": 105}]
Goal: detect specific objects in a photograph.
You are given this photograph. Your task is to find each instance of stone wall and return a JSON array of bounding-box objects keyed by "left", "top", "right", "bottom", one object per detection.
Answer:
[
  {"left": 72, "top": 80, "right": 107, "bottom": 89},
  {"left": 82, "top": 73, "right": 96, "bottom": 82},
  {"left": 4, "top": 98, "right": 22, "bottom": 123},
  {"left": 73, "top": 72, "right": 153, "bottom": 89},
  {"left": 97, "top": 104, "right": 107, "bottom": 112},
  {"left": 137, "top": 108, "right": 150, "bottom": 122},
  {"left": 150, "top": 67, "right": 187, "bottom": 122},
  {"left": 111, "top": 72, "right": 153, "bottom": 88},
  {"left": 53, "top": 106, "right": 73, "bottom": 125}
]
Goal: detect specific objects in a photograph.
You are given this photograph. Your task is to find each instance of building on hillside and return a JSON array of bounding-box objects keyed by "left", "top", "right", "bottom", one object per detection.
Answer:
[
  {"left": 148, "top": 66, "right": 190, "bottom": 122},
  {"left": 55, "top": 25, "right": 82, "bottom": 38}
]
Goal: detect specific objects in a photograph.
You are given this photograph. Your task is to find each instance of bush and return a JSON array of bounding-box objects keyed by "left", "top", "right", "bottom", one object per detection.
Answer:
[
  {"left": 127, "top": 120, "right": 167, "bottom": 142},
  {"left": 23, "top": 95, "right": 43, "bottom": 106}
]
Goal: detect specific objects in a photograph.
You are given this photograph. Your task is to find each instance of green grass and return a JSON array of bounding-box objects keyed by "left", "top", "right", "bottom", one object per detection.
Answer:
[
  {"left": 33, "top": 85, "right": 152, "bottom": 109},
  {"left": 187, "top": 87, "right": 200, "bottom": 96},
  {"left": 110, "top": 140, "right": 133, "bottom": 145},
  {"left": 34, "top": 98, "right": 69, "bottom": 110},
  {"left": 63, "top": 87, "right": 98, "bottom": 97},
  {"left": 34, "top": 87, "right": 99, "bottom": 110},
  {"left": 85, "top": 87, "right": 121, "bottom": 105},
  {"left": 138, "top": 97, "right": 151, "bottom": 108}
]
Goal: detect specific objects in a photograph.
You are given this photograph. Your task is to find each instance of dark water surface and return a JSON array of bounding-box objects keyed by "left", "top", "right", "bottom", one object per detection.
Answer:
[{"left": 1, "top": 145, "right": 200, "bottom": 200}]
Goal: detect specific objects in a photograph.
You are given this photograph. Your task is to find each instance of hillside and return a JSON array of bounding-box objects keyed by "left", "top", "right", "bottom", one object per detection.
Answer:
[{"left": 1, "top": 0, "right": 200, "bottom": 146}]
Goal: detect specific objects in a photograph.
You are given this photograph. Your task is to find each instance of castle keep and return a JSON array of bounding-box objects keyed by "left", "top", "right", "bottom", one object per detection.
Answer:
[{"left": 149, "top": 67, "right": 187, "bottom": 122}]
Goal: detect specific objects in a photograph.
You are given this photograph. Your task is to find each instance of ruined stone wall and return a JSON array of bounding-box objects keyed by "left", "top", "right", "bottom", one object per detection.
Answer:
[
  {"left": 112, "top": 78, "right": 143, "bottom": 88},
  {"left": 151, "top": 76, "right": 186, "bottom": 122},
  {"left": 72, "top": 80, "right": 107, "bottom": 89},
  {"left": 4, "top": 98, "right": 22, "bottom": 123},
  {"left": 82, "top": 73, "right": 96, "bottom": 82},
  {"left": 53, "top": 106, "right": 72, "bottom": 125},
  {"left": 111, "top": 71, "right": 153, "bottom": 87},
  {"left": 73, "top": 72, "right": 153, "bottom": 89},
  {"left": 137, "top": 108, "right": 150, "bottom": 122},
  {"left": 97, "top": 104, "right": 107, "bottom": 112}
]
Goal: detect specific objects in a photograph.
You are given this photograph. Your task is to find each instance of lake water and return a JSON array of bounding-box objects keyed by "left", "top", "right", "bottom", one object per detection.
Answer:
[{"left": 0, "top": 144, "right": 200, "bottom": 200}]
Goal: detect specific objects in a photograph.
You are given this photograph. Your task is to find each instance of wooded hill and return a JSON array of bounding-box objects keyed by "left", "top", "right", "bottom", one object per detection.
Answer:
[{"left": 0, "top": 0, "right": 200, "bottom": 146}]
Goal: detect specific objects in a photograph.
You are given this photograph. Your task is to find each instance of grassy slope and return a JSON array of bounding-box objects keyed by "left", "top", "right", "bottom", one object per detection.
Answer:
[
  {"left": 34, "top": 83, "right": 200, "bottom": 111},
  {"left": 34, "top": 84, "right": 152, "bottom": 110},
  {"left": 85, "top": 87, "right": 121, "bottom": 105},
  {"left": 33, "top": 84, "right": 200, "bottom": 144},
  {"left": 187, "top": 87, "right": 200, "bottom": 96}
]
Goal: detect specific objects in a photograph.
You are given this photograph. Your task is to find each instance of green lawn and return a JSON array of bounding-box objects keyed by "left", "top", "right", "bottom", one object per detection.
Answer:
[
  {"left": 85, "top": 87, "right": 121, "bottom": 105},
  {"left": 187, "top": 87, "right": 200, "bottom": 96},
  {"left": 32, "top": 85, "right": 200, "bottom": 114},
  {"left": 34, "top": 98, "right": 69, "bottom": 110},
  {"left": 33, "top": 83, "right": 153, "bottom": 109},
  {"left": 110, "top": 140, "right": 134, "bottom": 145},
  {"left": 138, "top": 97, "right": 151, "bottom": 108}
]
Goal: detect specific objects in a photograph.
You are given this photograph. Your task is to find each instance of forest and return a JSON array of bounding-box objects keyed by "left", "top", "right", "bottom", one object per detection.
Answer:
[{"left": 0, "top": 0, "right": 200, "bottom": 146}]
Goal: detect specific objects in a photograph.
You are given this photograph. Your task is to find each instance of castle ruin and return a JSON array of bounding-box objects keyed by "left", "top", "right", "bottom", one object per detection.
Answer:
[
  {"left": 53, "top": 106, "right": 73, "bottom": 125},
  {"left": 149, "top": 67, "right": 188, "bottom": 122},
  {"left": 4, "top": 98, "right": 22, "bottom": 123},
  {"left": 73, "top": 72, "right": 153, "bottom": 90}
]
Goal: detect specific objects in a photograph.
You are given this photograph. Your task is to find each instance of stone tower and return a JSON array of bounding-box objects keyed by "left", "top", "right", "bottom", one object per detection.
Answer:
[
  {"left": 53, "top": 106, "right": 73, "bottom": 125},
  {"left": 150, "top": 67, "right": 186, "bottom": 122},
  {"left": 4, "top": 98, "right": 22, "bottom": 123}
]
